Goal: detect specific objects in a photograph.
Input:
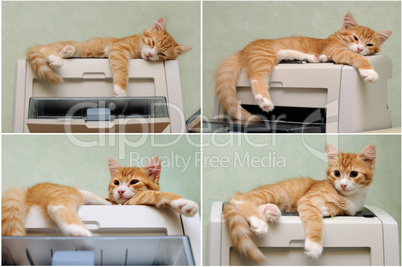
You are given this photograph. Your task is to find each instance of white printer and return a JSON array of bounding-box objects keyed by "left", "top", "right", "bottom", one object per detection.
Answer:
[
  {"left": 207, "top": 202, "right": 399, "bottom": 266},
  {"left": 209, "top": 55, "right": 392, "bottom": 133},
  {"left": 13, "top": 59, "right": 187, "bottom": 133},
  {"left": 2, "top": 205, "right": 200, "bottom": 266}
]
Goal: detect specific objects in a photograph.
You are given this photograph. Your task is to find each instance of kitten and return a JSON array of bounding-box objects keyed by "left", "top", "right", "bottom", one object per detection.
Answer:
[
  {"left": 223, "top": 144, "right": 375, "bottom": 263},
  {"left": 215, "top": 12, "right": 392, "bottom": 121},
  {"left": 106, "top": 157, "right": 199, "bottom": 217},
  {"left": 2, "top": 157, "right": 198, "bottom": 236},
  {"left": 26, "top": 17, "right": 192, "bottom": 97}
]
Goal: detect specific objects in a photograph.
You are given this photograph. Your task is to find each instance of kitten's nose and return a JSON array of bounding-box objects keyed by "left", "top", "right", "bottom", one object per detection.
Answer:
[
  {"left": 118, "top": 189, "right": 125, "bottom": 197},
  {"left": 340, "top": 184, "right": 347, "bottom": 190},
  {"left": 148, "top": 52, "right": 153, "bottom": 57},
  {"left": 357, "top": 47, "right": 363, "bottom": 53}
]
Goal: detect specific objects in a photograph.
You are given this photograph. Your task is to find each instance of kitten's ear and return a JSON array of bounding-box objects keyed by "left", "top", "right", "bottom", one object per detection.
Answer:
[
  {"left": 326, "top": 143, "right": 340, "bottom": 165},
  {"left": 376, "top": 30, "right": 392, "bottom": 45},
  {"left": 176, "top": 46, "right": 192, "bottom": 55},
  {"left": 151, "top": 17, "right": 166, "bottom": 32},
  {"left": 357, "top": 145, "right": 376, "bottom": 168},
  {"left": 343, "top": 12, "right": 358, "bottom": 29},
  {"left": 143, "top": 157, "right": 161, "bottom": 183},
  {"left": 108, "top": 158, "right": 122, "bottom": 177}
]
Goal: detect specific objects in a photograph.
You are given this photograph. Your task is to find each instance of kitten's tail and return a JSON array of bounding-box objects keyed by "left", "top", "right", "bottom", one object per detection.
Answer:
[
  {"left": 223, "top": 203, "right": 266, "bottom": 263},
  {"left": 215, "top": 52, "right": 260, "bottom": 122},
  {"left": 2, "top": 188, "right": 28, "bottom": 236},
  {"left": 27, "top": 46, "right": 63, "bottom": 84}
]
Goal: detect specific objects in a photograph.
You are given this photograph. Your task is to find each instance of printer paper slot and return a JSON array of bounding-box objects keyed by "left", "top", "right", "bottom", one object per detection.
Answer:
[
  {"left": 2, "top": 236, "right": 195, "bottom": 266},
  {"left": 28, "top": 97, "right": 169, "bottom": 120}
]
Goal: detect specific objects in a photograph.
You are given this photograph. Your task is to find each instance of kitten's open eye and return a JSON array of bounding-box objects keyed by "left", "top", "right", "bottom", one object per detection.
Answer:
[
  {"left": 353, "top": 36, "right": 359, "bottom": 41},
  {"left": 366, "top": 43, "right": 373, "bottom": 47},
  {"left": 114, "top": 180, "right": 119, "bottom": 185},
  {"left": 130, "top": 180, "right": 139, "bottom": 185},
  {"left": 152, "top": 40, "right": 155, "bottom": 47},
  {"left": 350, "top": 171, "right": 359, "bottom": 178},
  {"left": 334, "top": 170, "right": 341, "bottom": 177}
]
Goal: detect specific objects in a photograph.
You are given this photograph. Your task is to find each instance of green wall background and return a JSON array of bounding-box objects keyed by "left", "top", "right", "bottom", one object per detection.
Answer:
[
  {"left": 203, "top": 1, "right": 401, "bottom": 128},
  {"left": 2, "top": 1, "right": 201, "bottom": 133},
  {"left": 203, "top": 134, "right": 401, "bottom": 264},
  {"left": 2, "top": 135, "right": 201, "bottom": 206}
]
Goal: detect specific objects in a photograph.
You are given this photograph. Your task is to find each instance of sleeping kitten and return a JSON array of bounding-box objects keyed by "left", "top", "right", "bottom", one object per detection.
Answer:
[
  {"left": 215, "top": 12, "right": 392, "bottom": 121},
  {"left": 26, "top": 17, "right": 192, "bottom": 97},
  {"left": 1, "top": 157, "right": 198, "bottom": 237},
  {"left": 223, "top": 144, "right": 375, "bottom": 263}
]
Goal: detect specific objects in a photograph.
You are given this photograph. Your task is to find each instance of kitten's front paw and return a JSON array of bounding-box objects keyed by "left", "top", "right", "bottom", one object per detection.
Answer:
[
  {"left": 59, "top": 45, "right": 76, "bottom": 58},
  {"left": 113, "top": 85, "right": 127, "bottom": 97},
  {"left": 358, "top": 69, "right": 378, "bottom": 83},
  {"left": 47, "top": 55, "right": 63, "bottom": 69},
  {"left": 255, "top": 94, "right": 274, "bottom": 112},
  {"left": 318, "top": 54, "right": 329, "bottom": 63},
  {"left": 258, "top": 204, "right": 281, "bottom": 222},
  {"left": 171, "top": 199, "right": 199, "bottom": 217},
  {"left": 64, "top": 224, "right": 92, "bottom": 237},
  {"left": 306, "top": 54, "right": 319, "bottom": 63},
  {"left": 304, "top": 238, "right": 323, "bottom": 259},
  {"left": 247, "top": 216, "right": 268, "bottom": 237}
]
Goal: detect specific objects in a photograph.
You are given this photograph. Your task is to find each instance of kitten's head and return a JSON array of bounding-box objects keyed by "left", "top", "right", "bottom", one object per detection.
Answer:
[
  {"left": 140, "top": 17, "right": 192, "bottom": 61},
  {"left": 325, "top": 144, "right": 376, "bottom": 196},
  {"left": 108, "top": 157, "right": 161, "bottom": 204},
  {"left": 337, "top": 12, "right": 392, "bottom": 55}
]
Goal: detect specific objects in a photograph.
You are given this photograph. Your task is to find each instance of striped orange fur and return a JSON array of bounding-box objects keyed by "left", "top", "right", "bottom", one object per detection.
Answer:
[
  {"left": 26, "top": 17, "right": 192, "bottom": 96},
  {"left": 2, "top": 183, "right": 98, "bottom": 236},
  {"left": 215, "top": 12, "right": 392, "bottom": 121},
  {"left": 224, "top": 144, "right": 376, "bottom": 263}
]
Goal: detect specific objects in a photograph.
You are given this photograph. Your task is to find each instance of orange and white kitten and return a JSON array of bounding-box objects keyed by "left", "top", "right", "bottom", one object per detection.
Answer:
[
  {"left": 106, "top": 157, "right": 199, "bottom": 217},
  {"left": 26, "top": 17, "right": 192, "bottom": 97},
  {"left": 2, "top": 157, "right": 198, "bottom": 236},
  {"left": 223, "top": 144, "right": 375, "bottom": 263},
  {"left": 216, "top": 12, "right": 392, "bottom": 121}
]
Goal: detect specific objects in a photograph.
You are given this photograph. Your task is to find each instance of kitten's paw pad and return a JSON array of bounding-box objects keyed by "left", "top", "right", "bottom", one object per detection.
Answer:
[
  {"left": 255, "top": 94, "right": 274, "bottom": 112},
  {"left": 247, "top": 216, "right": 268, "bottom": 236},
  {"left": 318, "top": 54, "right": 329, "bottom": 62},
  {"left": 358, "top": 69, "right": 378, "bottom": 83},
  {"left": 59, "top": 45, "right": 76, "bottom": 58},
  {"left": 304, "top": 238, "right": 323, "bottom": 259},
  {"left": 65, "top": 224, "right": 92, "bottom": 237},
  {"left": 113, "top": 85, "right": 127, "bottom": 97},
  {"left": 258, "top": 204, "right": 281, "bottom": 222},
  {"left": 171, "top": 199, "right": 199, "bottom": 217},
  {"left": 47, "top": 55, "right": 63, "bottom": 69},
  {"left": 306, "top": 55, "right": 319, "bottom": 63}
]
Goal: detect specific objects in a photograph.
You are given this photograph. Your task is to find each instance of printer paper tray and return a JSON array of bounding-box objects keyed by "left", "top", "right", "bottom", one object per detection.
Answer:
[
  {"left": 26, "top": 118, "right": 170, "bottom": 133},
  {"left": 2, "top": 236, "right": 194, "bottom": 266}
]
